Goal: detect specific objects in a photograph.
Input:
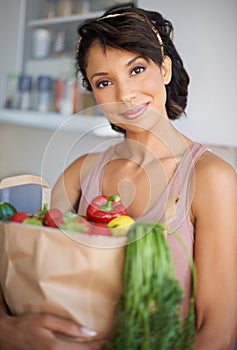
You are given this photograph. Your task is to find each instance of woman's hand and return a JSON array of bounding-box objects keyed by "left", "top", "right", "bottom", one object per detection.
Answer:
[{"left": 0, "top": 313, "right": 107, "bottom": 350}]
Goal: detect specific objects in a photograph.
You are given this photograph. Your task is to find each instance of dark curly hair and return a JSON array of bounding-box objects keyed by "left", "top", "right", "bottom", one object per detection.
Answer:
[{"left": 76, "top": 2, "right": 189, "bottom": 133}]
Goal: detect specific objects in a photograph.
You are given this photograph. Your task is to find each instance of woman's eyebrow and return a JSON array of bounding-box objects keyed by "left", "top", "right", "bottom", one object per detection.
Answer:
[
  {"left": 90, "top": 55, "right": 145, "bottom": 81},
  {"left": 90, "top": 71, "right": 108, "bottom": 80},
  {"left": 126, "top": 55, "right": 145, "bottom": 67}
]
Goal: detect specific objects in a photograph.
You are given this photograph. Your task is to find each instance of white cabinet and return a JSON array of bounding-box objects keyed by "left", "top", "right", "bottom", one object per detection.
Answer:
[{"left": 1, "top": 1, "right": 131, "bottom": 111}]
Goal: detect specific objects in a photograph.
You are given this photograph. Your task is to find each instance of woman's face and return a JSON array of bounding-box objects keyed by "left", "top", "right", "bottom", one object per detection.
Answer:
[{"left": 86, "top": 42, "right": 172, "bottom": 132}]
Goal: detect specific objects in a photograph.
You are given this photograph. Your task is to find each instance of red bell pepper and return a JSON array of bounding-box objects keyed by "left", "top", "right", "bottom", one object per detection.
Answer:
[{"left": 86, "top": 195, "right": 128, "bottom": 224}]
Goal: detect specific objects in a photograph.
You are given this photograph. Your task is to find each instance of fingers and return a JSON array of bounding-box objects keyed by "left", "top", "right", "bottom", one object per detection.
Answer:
[
  {"left": 39, "top": 314, "right": 98, "bottom": 340},
  {"left": 0, "top": 312, "right": 106, "bottom": 350}
]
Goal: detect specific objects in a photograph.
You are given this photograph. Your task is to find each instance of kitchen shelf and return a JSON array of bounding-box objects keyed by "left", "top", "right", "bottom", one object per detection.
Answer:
[
  {"left": 0, "top": 109, "right": 121, "bottom": 138},
  {"left": 29, "top": 11, "right": 103, "bottom": 27}
]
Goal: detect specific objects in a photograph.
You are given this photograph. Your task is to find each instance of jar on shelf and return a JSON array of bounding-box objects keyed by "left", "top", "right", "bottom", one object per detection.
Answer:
[
  {"left": 57, "top": 0, "right": 73, "bottom": 17},
  {"left": 32, "top": 28, "right": 52, "bottom": 59},
  {"left": 44, "top": 0, "right": 58, "bottom": 18}
]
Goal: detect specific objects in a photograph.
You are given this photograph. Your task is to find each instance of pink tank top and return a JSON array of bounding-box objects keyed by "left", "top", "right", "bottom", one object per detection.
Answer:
[{"left": 78, "top": 142, "right": 208, "bottom": 318}]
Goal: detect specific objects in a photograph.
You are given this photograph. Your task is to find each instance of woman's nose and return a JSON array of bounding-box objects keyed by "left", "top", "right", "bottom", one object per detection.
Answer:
[{"left": 116, "top": 80, "right": 136, "bottom": 104}]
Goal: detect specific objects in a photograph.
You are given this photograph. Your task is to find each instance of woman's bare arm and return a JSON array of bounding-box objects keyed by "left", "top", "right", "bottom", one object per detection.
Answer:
[
  {"left": 51, "top": 153, "right": 99, "bottom": 213},
  {"left": 193, "top": 153, "right": 237, "bottom": 349}
]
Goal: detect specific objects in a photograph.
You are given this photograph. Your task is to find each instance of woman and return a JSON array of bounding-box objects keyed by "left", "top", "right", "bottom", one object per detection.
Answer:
[{"left": 0, "top": 3, "right": 236, "bottom": 349}]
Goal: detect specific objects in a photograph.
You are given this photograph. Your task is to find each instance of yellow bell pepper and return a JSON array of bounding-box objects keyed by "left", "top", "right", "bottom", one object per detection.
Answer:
[{"left": 108, "top": 215, "right": 135, "bottom": 236}]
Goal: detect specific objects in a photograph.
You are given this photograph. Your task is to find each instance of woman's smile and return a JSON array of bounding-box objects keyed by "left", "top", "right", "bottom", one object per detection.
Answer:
[{"left": 119, "top": 103, "right": 149, "bottom": 120}]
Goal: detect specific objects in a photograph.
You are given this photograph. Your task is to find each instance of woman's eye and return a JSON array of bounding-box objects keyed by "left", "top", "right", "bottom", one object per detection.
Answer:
[
  {"left": 131, "top": 65, "right": 145, "bottom": 76},
  {"left": 96, "top": 80, "right": 112, "bottom": 88}
]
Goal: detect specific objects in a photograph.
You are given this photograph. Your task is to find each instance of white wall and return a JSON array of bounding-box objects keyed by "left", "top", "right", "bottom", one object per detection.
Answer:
[{"left": 138, "top": 0, "right": 237, "bottom": 147}]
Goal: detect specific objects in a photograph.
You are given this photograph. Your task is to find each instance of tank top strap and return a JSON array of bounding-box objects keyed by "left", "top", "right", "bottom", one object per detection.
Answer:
[
  {"left": 167, "top": 142, "right": 209, "bottom": 231},
  {"left": 137, "top": 142, "right": 209, "bottom": 223},
  {"left": 169, "top": 142, "right": 209, "bottom": 197}
]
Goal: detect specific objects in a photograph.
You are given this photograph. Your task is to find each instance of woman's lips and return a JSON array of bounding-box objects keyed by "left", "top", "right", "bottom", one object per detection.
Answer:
[{"left": 119, "top": 103, "right": 149, "bottom": 120}]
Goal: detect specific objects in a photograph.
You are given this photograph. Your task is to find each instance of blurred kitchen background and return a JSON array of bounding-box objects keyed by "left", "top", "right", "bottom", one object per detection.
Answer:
[{"left": 0, "top": 0, "right": 236, "bottom": 186}]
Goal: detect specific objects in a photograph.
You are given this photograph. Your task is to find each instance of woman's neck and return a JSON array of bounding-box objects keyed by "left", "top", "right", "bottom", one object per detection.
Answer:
[{"left": 120, "top": 118, "right": 192, "bottom": 163}]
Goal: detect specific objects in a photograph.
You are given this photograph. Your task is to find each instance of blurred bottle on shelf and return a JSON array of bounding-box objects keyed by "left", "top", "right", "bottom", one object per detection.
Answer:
[
  {"left": 52, "top": 30, "right": 66, "bottom": 55},
  {"left": 4, "top": 73, "right": 20, "bottom": 109},
  {"left": 44, "top": 0, "right": 58, "bottom": 18},
  {"left": 37, "top": 76, "right": 53, "bottom": 112},
  {"left": 57, "top": 78, "right": 79, "bottom": 115},
  {"left": 3, "top": 70, "right": 94, "bottom": 115},
  {"left": 54, "top": 79, "right": 64, "bottom": 112},
  {"left": 18, "top": 75, "right": 33, "bottom": 111}
]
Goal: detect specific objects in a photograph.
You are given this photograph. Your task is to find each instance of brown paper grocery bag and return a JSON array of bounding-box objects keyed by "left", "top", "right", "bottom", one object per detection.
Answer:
[
  {"left": 0, "top": 173, "right": 178, "bottom": 341},
  {"left": 0, "top": 221, "right": 126, "bottom": 340}
]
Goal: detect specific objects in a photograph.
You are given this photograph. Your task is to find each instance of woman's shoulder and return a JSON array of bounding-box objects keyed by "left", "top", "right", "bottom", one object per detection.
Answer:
[
  {"left": 51, "top": 152, "right": 102, "bottom": 211},
  {"left": 190, "top": 148, "right": 236, "bottom": 225},
  {"left": 195, "top": 149, "right": 236, "bottom": 183},
  {"left": 67, "top": 143, "right": 117, "bottom": 178},
  {"left": 192, "top": 149, "right": 236, "bottom": 210},
  {"left": 66, "top": 152, "right": 102, "bottom": 178}
]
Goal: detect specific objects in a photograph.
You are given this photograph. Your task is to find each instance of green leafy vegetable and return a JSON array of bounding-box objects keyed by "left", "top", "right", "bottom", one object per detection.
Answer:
[
  {"left": 60, "top": 211, "right": 89, "bottom": 232},
  {"left": 35, "top": 203, "right": 49, "bottom": 220},
  {"left": 106, "top": 222, "right": 196, "bottom": 350},
  {"left": 23, "top": 217, "right": 43, "bottom": 226}
]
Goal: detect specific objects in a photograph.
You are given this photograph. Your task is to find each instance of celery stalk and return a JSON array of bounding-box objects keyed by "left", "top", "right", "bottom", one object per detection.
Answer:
[{"left": 106, "top": 222, "right": 195, "bottom": 350}]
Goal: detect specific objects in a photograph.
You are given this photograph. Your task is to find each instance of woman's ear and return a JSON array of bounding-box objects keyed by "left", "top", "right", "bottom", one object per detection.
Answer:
[{"left": 161, "top": 55, "right": 172, "bottom": 85}]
